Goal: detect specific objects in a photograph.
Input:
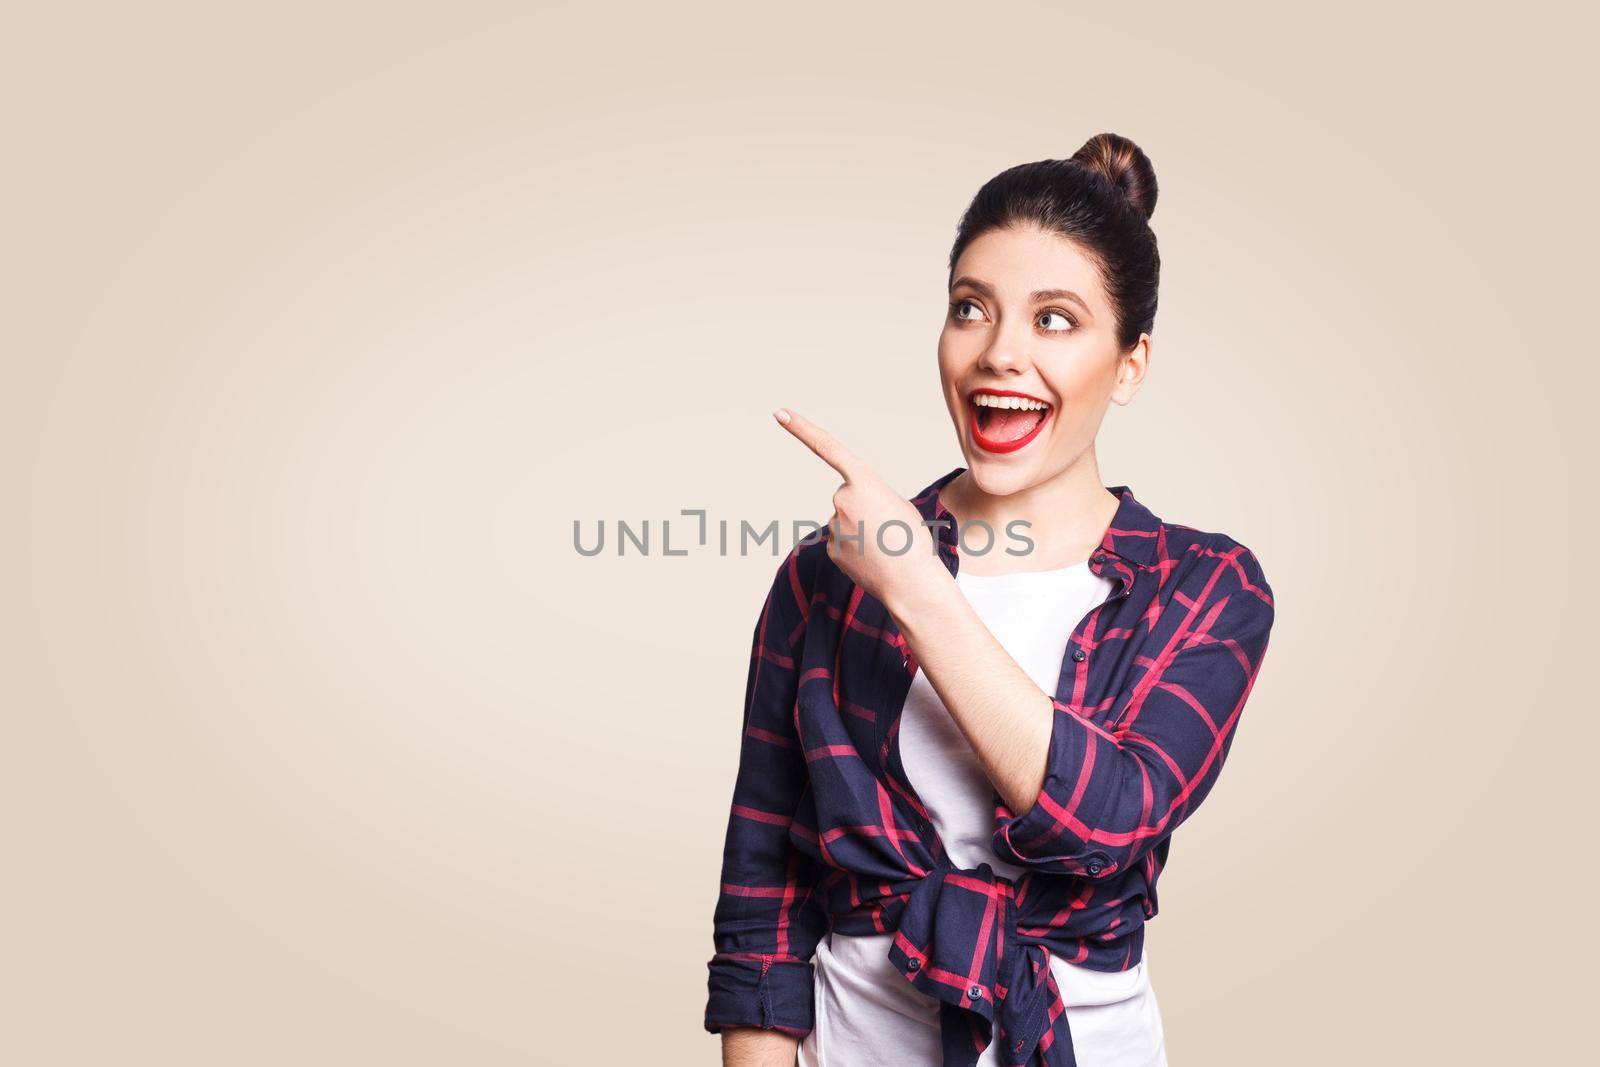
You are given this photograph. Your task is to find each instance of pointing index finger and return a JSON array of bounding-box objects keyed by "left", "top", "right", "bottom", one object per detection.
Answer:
[{"left": 773, "top": 408, "right": 864, "bottom": 482}]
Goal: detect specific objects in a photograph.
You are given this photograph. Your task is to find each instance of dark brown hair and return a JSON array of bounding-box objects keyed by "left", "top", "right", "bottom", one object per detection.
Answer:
[{"left": 947, "top": 132, "right": 1161, "bottom": 351}]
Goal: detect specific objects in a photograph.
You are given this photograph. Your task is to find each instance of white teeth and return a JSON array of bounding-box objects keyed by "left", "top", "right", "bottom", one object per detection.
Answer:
[{"left": 972, "top": 393, "right": 1049, "bottom": 411}]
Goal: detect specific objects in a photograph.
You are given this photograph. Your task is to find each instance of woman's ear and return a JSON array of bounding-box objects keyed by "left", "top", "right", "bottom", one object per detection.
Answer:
[{"left": 1109, "top": 334, "right": 1151, "bottom": 406}]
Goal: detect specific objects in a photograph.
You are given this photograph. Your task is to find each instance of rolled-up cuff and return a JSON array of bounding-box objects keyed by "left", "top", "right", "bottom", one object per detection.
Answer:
[
  {"left": 704, "top": 953, "right": 815, "bottom": 1038},
  {"left": 991, "top": 701, "right": 1117, "bottom": 878}
]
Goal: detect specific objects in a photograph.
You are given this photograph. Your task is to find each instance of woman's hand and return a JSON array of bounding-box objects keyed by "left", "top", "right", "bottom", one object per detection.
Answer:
[{"left": 773, "top": 408, "right": 946, "bottom": 611}]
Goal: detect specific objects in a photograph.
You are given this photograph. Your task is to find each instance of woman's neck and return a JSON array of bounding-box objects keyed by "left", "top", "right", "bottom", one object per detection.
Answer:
[{"left": 938, "top": 463, "right": 1120, "bottom": 576}]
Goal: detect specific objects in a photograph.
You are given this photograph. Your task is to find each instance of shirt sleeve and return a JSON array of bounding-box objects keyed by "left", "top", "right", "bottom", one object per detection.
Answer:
[
  {"left": 991, "top": 538, "right": 1277, "bottom": 880},
  {"left": 704, "top": 544, "right": 831, "bottom": 1038}
]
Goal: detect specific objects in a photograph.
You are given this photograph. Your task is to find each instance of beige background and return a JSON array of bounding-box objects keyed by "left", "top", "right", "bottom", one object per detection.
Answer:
[{"left": 5, "top": 1, "right": 1595, "bottom": 1063}]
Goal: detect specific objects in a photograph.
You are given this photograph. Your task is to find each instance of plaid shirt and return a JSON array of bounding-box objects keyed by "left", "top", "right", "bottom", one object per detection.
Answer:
[{"left": 703, "top": 466, "right": 1277, "bottom": 1066}]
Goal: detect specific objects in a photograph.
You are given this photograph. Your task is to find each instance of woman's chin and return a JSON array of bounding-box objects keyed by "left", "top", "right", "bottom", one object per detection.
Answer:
[{"left": 961, "top": 453, "right": 1042, "bottom": 496}]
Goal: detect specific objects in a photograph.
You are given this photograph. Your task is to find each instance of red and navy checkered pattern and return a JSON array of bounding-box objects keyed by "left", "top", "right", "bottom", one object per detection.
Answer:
[{"left": 704, "top": 467, "right": 1277, "bottom": 1066}]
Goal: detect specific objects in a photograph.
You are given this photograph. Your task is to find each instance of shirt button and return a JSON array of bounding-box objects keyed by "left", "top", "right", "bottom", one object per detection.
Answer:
[
  {"left": 968, "top": 984, "right": 983, "bottom": 1000},
  {"left": 907, "top": 958, "right": 921, "bottom": 972},
  {"left": 1086, "top": 860, "right": 1103, "bottom": 874},
  {"left": 1071, "top": 648, "right": 1086, "bottom": 662},
  {"left": 1092, "top": 553, "right": 1107, "bottom": 564}
]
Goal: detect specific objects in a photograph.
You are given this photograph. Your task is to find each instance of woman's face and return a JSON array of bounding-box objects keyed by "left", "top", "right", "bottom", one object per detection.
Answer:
[{"left": 937, "top": 222, "right": 1148, "bottom": 498}]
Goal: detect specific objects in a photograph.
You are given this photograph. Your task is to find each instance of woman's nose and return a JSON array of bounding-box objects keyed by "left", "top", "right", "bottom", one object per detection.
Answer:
[{"left": 978, "top": 343, "right": 1029, "bottom": 375}]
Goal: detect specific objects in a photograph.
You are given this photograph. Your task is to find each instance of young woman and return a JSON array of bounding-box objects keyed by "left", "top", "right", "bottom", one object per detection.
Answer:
[{"left": 704, "top": 133, "right": 1277, "bottom": 1067}]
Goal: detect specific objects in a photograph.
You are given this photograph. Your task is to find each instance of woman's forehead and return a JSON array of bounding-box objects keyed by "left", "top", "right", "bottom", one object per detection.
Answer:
[{"left": 953, "top": 226, "right": 1109, "bottom": 308}]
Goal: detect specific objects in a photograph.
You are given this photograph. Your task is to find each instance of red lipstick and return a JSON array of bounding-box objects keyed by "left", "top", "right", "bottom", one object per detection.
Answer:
[{"left": 967, "top": 388, "right": 1053, "bottom": 454}]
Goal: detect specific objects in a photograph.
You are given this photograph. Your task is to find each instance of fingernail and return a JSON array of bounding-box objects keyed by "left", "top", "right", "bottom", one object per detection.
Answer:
[{"left": 772, "top": 408, "right": 791, "bottom": 424}]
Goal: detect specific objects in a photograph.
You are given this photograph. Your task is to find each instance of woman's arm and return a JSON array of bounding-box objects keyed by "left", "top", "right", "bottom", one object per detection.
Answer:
[
  {"left": 704, "top": 545, "right": 831, "bottom": 1044},
  {"left": 888, "top": 538, "right": 1276, "bottom": 880},
  {"left": 885, "top": 567, "right": 1054, "bottom": 815},
  {"left": 721, "top": 1028, "right": 801, "bottom": 1066}
]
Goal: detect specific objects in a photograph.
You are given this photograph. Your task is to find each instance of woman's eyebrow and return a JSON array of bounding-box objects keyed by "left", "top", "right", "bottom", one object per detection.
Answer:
[{"left": 951, "top": 275, "right": 1092, "bottom": 315}]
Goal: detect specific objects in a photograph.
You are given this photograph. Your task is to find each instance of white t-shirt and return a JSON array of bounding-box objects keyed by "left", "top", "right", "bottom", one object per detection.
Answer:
[{"left": 798, "top": 561, "right": 1167, "bottom": 1067}]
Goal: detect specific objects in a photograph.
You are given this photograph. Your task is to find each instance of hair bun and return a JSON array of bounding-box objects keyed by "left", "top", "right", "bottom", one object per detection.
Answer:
[{"left": 1070, "top": 132, "right": 1158, "bottom": 221}]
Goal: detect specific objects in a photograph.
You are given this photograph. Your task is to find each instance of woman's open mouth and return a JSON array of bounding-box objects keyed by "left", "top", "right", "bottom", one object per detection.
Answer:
[{"left": 968, "top": 389, "right": 1053, "bottom": 454}]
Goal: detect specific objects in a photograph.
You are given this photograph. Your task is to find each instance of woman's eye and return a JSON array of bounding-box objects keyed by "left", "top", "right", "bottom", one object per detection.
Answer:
[
  {"left": 950, "top": 298, "right": 982, "bottom": 322},
  {"left": 1039, "top": 309, "right": 1077, "bottom": 332}
]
